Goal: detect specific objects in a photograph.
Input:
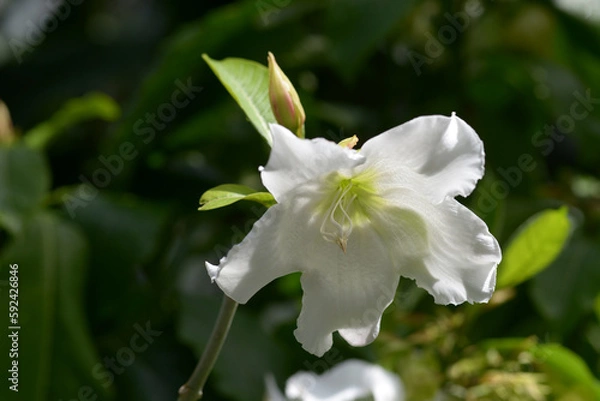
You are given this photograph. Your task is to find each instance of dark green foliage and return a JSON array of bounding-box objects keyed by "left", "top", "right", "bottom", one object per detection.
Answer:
[{"left": 1, "top": 0, "right": 600, "bottom": 400}]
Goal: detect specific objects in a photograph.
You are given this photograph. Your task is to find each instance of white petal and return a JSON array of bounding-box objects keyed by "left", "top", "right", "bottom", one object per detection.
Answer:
[
  {"left": 360, "top": 113, "right": 485, "bottom": 203},
  {"left": 285, "top": 359, "right": 405, "bottom": 401},
  {"left": 375, "top": 189, "right": 501, "bottom": 305},
  {"left": 292, "top": 221, "right": 400, "bottom": 357},
  {"left": 261, "top": 124, "right": 365, "bottom": 201},
  {"left": 208, "top": 177, "right": 401, "bottom": 354},
  {"left": 265, "top": 375, "right": 288, "bottom": 401},
  {"left": 205, "top": 202, "right": 301, "bottom": 304}
]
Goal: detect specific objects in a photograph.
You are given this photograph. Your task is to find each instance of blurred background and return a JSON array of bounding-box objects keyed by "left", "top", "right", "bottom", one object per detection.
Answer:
[{"left": 1, "top": 0, "right": 600, "bottom": 400}]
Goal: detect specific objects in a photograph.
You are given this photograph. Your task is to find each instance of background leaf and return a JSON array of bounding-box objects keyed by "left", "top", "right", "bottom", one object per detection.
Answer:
[
  {"left": 0, "top": 213, "right": 112, "bottom": 401},
  {"left": 1, "top": 0, "right": 600, "bottom": 399},
  {"left": 325, "top": 0, "right": 414, "bottom": 82},
  {"left": 533, "top": 343, "right": 600, "bottom": 399},
  {"left": 70, "top": 194, "right": 170, "bottom": 325},
  {"left": 24, "top": 93, "right": 120, "bottom": 150},
  {"left": 497, "top": 206, "right": 571, "bottom": 289},
  {"left": 0, "top": 144, "right": 50, "bottom": 233},
  {"left": 530, "top": 236, "right": 600, "bottom": 334}
]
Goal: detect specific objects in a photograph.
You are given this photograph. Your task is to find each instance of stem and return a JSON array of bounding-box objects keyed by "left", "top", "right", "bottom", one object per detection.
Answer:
[{"left": 178, "top": 295, "right": 238, "bottom": 401}]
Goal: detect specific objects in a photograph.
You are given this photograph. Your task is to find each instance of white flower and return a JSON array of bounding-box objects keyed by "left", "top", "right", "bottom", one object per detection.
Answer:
[
  {"left": 207, "top": 113, "right": 502, "bottom": 356},
  {"left": 265, "top": 359, "right": 405, "bottom": 401}
]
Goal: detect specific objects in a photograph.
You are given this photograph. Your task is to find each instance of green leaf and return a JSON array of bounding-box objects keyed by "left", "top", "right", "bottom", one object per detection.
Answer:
[
  {"left": 497, "top": 206, "right": 571, "bottom": 288},
  {"left": 0, "top": 144, "right": 50, "bottom": 232},
  {"left": 163, "top": 101, "right": 242, "bottom": 150},
  {"left": 24, "top": 92, "right": 120, "bottom": 150},
  {"left": 70, "top": 194, "right": 170, "bottom": 323},
  {"left": 0, "top": 213, "right": 113, "bottom": 401},
  {"left": 529, "top": 236, "right": 600, "bottom": 333},
  {"left": 325, "top": 0, "right": 414, "bottom": 81},
  {"left": 199, "top": 184, "right": 276, "bottom": 210},
  {"left": 203, "top": 54, "right": 277, "bottom": 145},
  {"left": 103, "top": 2, "right": 257, "bottom": 172},
  {"left": 532, "top": 343, "right": 600, "bottom": 399},
  {"left": 481, "top": 337, "right": 539, "bottom": 353},
  {"left": 476, "top": 339, "right": 600, "bottom": 398}
]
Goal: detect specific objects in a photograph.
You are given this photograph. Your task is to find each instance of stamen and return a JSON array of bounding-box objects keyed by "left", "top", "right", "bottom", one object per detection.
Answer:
[{"left": 320, "top": 181, "right": 357, "bottom": 252}]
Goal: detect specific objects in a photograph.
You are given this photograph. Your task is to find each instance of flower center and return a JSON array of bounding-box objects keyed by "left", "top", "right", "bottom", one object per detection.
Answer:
[
  {"left": 318, "top": 172, "right": 378, "bottom": 252},
  {"left": 319, "top": 179, "right": 357, "bottom": 252}
]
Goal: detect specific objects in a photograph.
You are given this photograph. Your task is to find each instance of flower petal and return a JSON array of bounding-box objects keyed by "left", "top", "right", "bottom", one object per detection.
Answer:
[
  {"left": 207, "top": 180, "right": 401, "bottom": 356},
  {"left": 285, "top": 359, "right": 405, "bottom": 401},
  {"left": 261, "top": 124, "right": 365, "bottom": 201},
  {"left": 373, "top": 189, "right": 501, "bottom": 305},
  {"left": 265, "top": 375, "right": 287, "bottom": 401},
  {"left": 360, "top": 113, "right": 485, "bottom": 203},
  {"left": 206, "top": 202, "right": 301, "bottom": 304},
  {"left": 293, "top": 222, "right": 400, "bottom": 357}
]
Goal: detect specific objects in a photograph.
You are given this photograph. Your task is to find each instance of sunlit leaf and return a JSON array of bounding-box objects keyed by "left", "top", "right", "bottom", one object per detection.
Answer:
[
  {"left": 203, "top": 54, "right": 276, "bottom": 145},
  {"left": 199, "top": 184, "right": 275, "bottom": 210},
  {"left": 497, "top": 206, "right": 571, "bottom": 288},
  {"left": 24, "top": 92, "right": 120, "bottom": 150}
]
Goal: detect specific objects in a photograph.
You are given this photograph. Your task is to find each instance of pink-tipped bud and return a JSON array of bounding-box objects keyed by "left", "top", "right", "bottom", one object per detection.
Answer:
[
  {"left": 0, "top": 100, "right": 15, "bottom": 144},
  {"left": 268, "top": 52, "right": 306, "bottom": 138}
]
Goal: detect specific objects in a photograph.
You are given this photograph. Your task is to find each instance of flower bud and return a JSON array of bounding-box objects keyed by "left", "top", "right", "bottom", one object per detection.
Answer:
[
  {"left": 268, "top": 52, "right": 306, "bottom": 138},
  {"left": 0, "top": 100, "right": 15, "bottom": 144},
  {"left": 338, "top": 135, "right": 359, "bottom": 149}
]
